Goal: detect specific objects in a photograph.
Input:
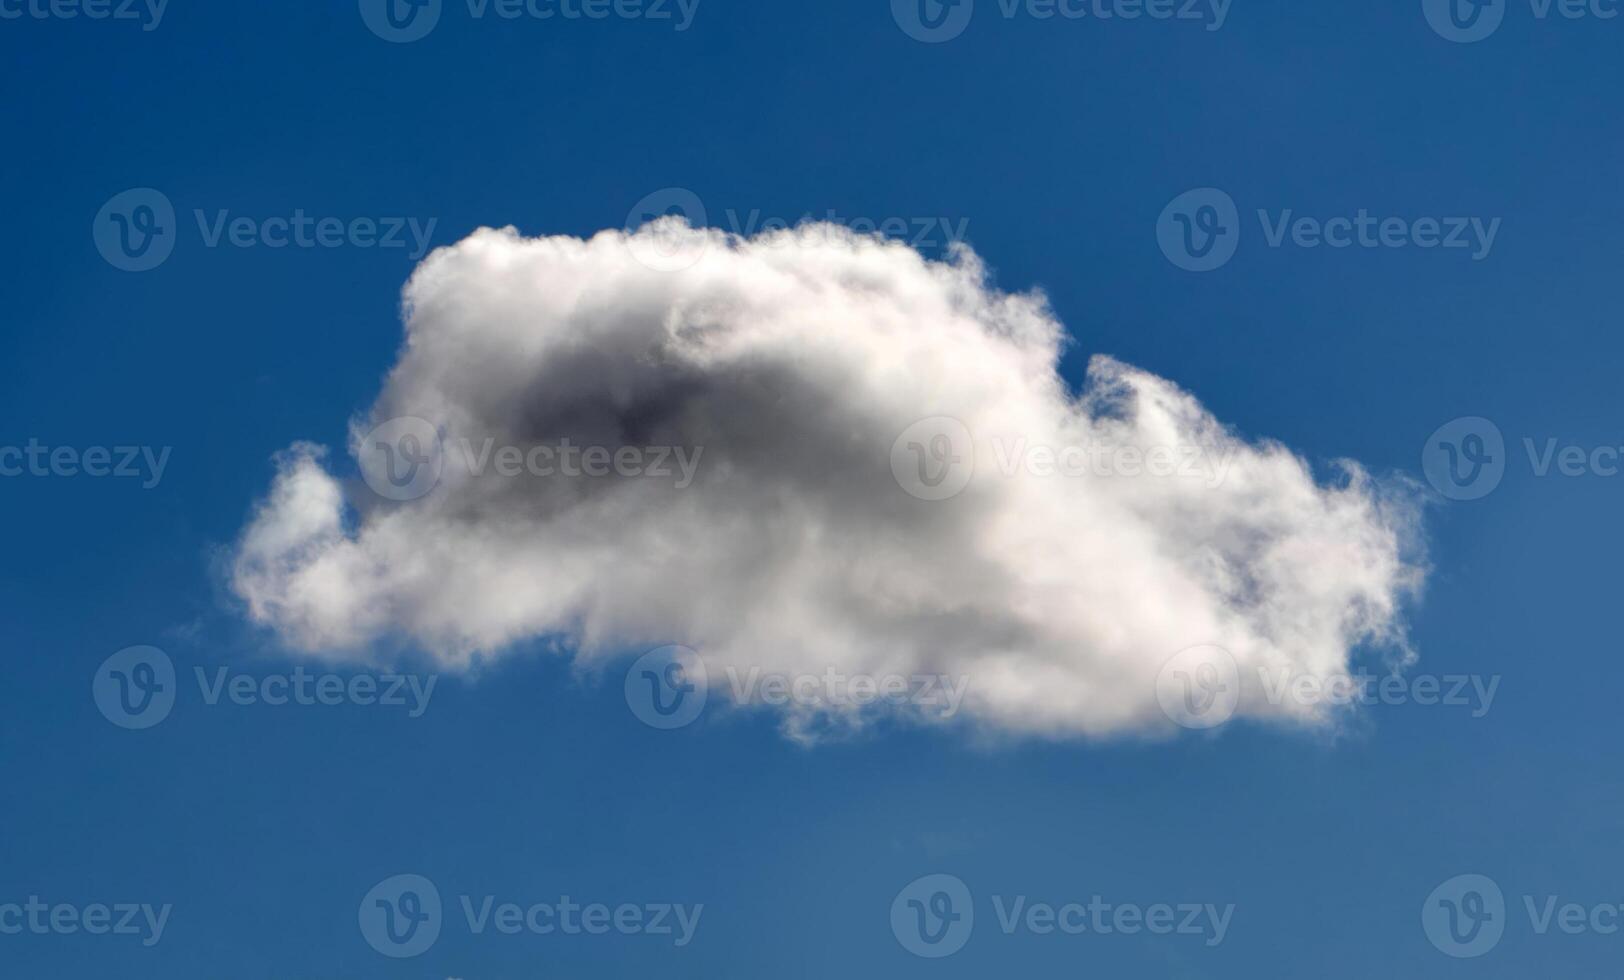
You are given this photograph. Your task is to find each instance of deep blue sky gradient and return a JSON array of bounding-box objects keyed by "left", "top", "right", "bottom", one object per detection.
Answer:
[{"left": 2, "top": 1, "right": 1622, "bottom": 976}]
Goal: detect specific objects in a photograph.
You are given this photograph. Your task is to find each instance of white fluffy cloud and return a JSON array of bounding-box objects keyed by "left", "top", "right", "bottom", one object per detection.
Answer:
[{"left": 232, "top": 220, "right": 1424, "bottom": 738}]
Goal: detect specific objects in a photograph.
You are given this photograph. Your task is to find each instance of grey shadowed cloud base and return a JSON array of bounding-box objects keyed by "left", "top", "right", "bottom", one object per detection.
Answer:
[{"left": 231, "top": 220, "right": 1425, "bottom": 740}]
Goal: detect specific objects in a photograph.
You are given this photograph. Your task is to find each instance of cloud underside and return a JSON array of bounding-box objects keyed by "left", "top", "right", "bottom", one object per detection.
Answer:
[{"left": 232, "top": 221, "right": 1424, "bottom": 739}]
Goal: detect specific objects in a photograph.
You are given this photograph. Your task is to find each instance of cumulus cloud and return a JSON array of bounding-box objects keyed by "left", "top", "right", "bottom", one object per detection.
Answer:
[{"left": 231, "top": 220, "right": 1425, "bottom": 739}]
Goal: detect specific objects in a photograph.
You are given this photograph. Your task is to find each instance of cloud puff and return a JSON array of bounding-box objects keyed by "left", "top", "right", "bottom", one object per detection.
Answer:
[{"left": 231, "top": 220, "right": 1424, "bottom": 739}]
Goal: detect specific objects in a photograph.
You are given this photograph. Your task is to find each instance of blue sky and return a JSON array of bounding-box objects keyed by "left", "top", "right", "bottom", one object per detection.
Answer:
[{"left": 3, "top": 1, "right": 1623, "bottom": 977}]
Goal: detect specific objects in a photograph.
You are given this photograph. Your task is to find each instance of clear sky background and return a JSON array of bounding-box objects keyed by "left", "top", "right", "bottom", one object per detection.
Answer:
[{"left": 2, "top": 1, "right": 1622, "bottom": 977}]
